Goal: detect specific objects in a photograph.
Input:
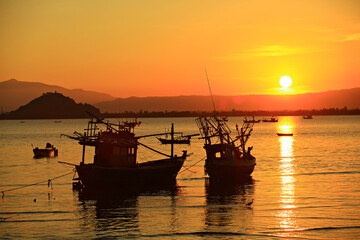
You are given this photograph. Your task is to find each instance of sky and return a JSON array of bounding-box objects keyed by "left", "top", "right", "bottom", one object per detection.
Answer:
[{"left": 0, "top": 0, "right": 359, "bottom": 98}]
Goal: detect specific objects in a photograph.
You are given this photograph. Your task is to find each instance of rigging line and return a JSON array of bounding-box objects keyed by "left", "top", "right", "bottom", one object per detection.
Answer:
[
  {"left": 1, "top": 170, "right": 75, "bottom": 194},
  {"left": 205, "top": 68, "right": 216, "bottom": 113},
  {"left": 178, "top": 156, "right": 206, "bottom": 175},
  {"left": 138, "top": 142, "right": 171, "bottom": 158}
]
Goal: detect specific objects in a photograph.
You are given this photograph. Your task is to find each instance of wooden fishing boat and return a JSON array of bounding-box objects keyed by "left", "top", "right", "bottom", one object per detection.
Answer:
[
  {"left": 196, "top": 115, "right": 256, "bottom": 180},
  {"left": 277, "top": 133, "right": 293, "bottom": 136},
  {"left": 157, "top": 133, "right": 199, "bottom": 144},
  {"left": 33, "top": 143, "right": 58, "bottom": 158},
  {"left": 303, "top": 115, "right": 313, "bottom": 119},
  {"left": 243, "top": 116, "right": 261, "bottom": 123},
  {"left": 262, "top": 117, "right": 278, "bottom": 122},
  {"left": 61, "top": 112, "right": 188, "bottom": 190}
]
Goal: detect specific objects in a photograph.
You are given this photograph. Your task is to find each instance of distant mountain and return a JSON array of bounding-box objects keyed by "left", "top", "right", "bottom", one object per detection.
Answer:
[
  {"left": 0, "top": 92, "right": 101, "bottom": 119},
  {"left": 1, "top": 79, "right": 359, "bottom": 113},
  {"left": 96, "top": 88, "right": 360, "bottom": 112},
  {"left": 0, "top": 79, "right": 115, "bottom": 112}
]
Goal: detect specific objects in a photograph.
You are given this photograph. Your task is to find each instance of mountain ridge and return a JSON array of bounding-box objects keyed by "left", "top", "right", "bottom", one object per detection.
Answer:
[
  {"left": 95, "top": 87, "right": 360, "bottom": 112},
  {"left": 1, "top": 79, "right": 359, "bottom": 113}
]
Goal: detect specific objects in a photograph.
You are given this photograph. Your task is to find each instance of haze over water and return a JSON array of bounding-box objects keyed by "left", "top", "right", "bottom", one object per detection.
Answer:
[{"left": 0, "top": 116, "right": 359, "bottom": 239}]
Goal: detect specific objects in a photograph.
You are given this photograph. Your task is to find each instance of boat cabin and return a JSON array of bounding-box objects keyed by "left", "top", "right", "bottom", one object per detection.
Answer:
[
  {"left": 93, "top": 131, "right": 138, "bottom": 168},
  {"left": 204, "top": 143, "right": 240, "bottom": 162}
]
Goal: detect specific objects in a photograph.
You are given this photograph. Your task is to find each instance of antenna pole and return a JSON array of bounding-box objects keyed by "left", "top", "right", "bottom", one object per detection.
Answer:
[{"left": 205, "top": 69, "right": 216, "bottom": 112}]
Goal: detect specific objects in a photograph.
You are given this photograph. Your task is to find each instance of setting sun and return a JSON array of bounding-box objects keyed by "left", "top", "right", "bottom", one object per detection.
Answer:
[{"left": 280, "top": 76, "right": 292, "bottom": 89}]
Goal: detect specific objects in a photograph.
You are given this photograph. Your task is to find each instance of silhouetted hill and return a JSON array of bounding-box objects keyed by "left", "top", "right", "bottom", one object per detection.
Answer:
[
  {"left": 0, "top": 79, "right": 115, "bottom": 112},
  {"left": 0, "top": 92, "right": 101, "bottom": 119},
  {"left": 96, "top": 88, "right": 360, "bottom": 112}
]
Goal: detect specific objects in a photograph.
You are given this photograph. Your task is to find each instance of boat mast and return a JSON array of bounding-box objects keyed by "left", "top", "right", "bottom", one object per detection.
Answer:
[
  {"left": 205, "top": 69, "right": 216, "bottom": 113},
  {"left": 171, "top": 123, "right": 174, "bottom": 158}
]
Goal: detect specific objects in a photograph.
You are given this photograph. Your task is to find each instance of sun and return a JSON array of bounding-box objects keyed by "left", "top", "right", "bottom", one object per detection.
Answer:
[{"left": 280, "top": 76, "right": 292, "bottom": 88}]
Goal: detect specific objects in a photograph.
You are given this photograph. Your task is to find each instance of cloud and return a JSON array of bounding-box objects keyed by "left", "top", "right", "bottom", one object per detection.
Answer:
[
  {"left": 239, "top": 45, "right": 302, "bottom": 58},
  {"left": 336, "top": 33, "right": 360, "bottom": 42}
]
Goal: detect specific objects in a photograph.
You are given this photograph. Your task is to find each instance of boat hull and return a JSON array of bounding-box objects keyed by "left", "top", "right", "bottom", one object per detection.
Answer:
[
  {"left": 277, "top": 133, "right": 293, "bottom": 136},
  {"left": 205, "top": 158, "right": 256, "bottom": 180},
  {"left": 33, "top": 148, "right": 58, "bottom": 158},
  {"left": 75, "top": 156, "right": 186, "bottom": 189},
  {"left": 158, "top": 138, "right": 190, "bottom": 144}
]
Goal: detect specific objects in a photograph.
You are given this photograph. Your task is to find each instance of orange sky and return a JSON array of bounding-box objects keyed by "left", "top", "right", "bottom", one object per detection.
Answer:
[{"left": 0, "top": 0, "right": 359, "bottom": 98}]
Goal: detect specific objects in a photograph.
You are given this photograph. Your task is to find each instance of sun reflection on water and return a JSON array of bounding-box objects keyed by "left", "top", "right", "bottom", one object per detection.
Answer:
[{"left": 276, "top": 119, "right": 299, "bottom": 236}]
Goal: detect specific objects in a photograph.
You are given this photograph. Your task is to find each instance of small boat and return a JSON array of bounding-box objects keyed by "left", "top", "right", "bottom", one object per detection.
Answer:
[
  {"left": 262, "top": 117, "right": 278, "bottom": 122},
  {"left": 54, "top": 120, "right": 62, "bottom": 123},
  {"left": 123, "top": 118, "right": 141, "bottom": 128},
  {"left": 243, "top": 116, "right": 261, "bottom": 123},
  {"left": 157, "top": 133, "right": 199, "bottom": 144},
  {"left": 196, "top": 115, "right": 256, "bottom": 180},
  {"left": 277, "top": 133, "right": 293, "bottom": 136},
  {"left": 61, "top": 112, "right": 188, "bottom": 190},
  {"left": 33, "top": 143, "right": 58, "bottom": 158},
  {"left": 303, "top": 115, "right": 313, "bottom": 119}
]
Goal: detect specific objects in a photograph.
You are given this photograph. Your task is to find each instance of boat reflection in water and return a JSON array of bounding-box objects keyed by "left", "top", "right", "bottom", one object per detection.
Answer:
[
  {"left": 75, "top": 181, "right": 182, "bottom": 238},
  {"left": 275, "top": 119, "right": 299, "bottom": 237},
  {"left": 204, "top": 177, "right": 255, "bottom": 230}
]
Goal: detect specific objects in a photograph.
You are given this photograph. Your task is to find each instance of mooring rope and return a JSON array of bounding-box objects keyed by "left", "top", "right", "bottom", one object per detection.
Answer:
[
  {"left": 1, "top": 169, "right": 75, "bottom": 198},
  {"left": 178, "top": 156, "right": 206, "bottom": 175}
]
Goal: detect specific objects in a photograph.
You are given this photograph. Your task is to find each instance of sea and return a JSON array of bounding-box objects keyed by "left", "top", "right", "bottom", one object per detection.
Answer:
[{"left": 0, "top": 116, "right": 359, "bottom": 239}]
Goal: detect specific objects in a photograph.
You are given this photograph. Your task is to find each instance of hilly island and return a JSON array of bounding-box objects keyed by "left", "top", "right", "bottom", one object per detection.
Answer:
[{"left": 0, "top": 92, "right": 100, "bottom": 119}]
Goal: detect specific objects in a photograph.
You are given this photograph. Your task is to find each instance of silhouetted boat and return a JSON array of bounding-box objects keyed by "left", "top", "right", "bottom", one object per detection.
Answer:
[
  {"left": 33, "top": 143, "right": 58, "bottom": 158},
  {"left": 54, "top": 120, "right": 62, "bottom": 123},
  {"left": 262, "top": 117, "right": 278, "bottom": 122},
  {"left": 123, "top": 118, "right": 141, "bottom": 128},
  {"left": 243, "top": 116, "right": 260, "bottom": 123},
  {"left": 277, "top": 133, "right": 293, "bottom": 136},
  {"left": 157, "top": 133, "right": 199, "bottom": 144},
  {"left": 196, "top": 115, "right": 256, "bottom": 180},
  {"left": 303, "top": 115, "right": 313, "bottom": 119},
  {"left": 60, "top": 112, "right": 188, "bottom": 190}
]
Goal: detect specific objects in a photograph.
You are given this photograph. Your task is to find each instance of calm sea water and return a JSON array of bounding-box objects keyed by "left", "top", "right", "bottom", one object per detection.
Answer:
[{"left": 0, "top": 116, "right": 359, "bottom": 239}]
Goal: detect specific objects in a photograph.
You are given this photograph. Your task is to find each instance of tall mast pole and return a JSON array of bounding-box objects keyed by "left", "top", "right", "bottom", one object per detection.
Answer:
[
  {"left": 205, "top": 69, "right": 216, "bottom": 113},
  {"left": 171, "top": 123, "right": 174, "bottom": 158}
]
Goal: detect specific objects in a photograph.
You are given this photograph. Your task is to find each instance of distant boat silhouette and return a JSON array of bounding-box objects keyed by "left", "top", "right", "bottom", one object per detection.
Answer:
[
  {"left": 303, "top": 115, "right": 313, "bottom": 119},
  {"left": 32, "top": 143, "right": 58, "bottom": 158},
  {"left": 277, "top": 133, "right": 293, "bottom": 137},
  {"left": 244, "top": 116, "right": 261, "bottom": 123},
  {"left": 157, "top": 133, "right": 199, "bottom": 144},
  {"left": 262, "top": 117, "right": 278, "bottom": 122}
]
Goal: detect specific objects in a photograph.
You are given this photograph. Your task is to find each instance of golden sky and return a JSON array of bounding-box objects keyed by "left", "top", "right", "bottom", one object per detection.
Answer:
[{"left": 0, "top": 0, "right": 359, "bottom": 97}]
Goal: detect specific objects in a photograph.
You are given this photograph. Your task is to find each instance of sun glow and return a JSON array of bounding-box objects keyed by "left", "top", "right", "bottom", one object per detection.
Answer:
[{"left": 280, "top": 76, "right": 292, "bottom": 89}]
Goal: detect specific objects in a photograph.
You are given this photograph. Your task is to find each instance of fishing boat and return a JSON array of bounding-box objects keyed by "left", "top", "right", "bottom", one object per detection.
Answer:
[
  {"left": 157, "top": 133, "right": 199, "bottom": 144},
  {"left": 277, "top": 133, "right": 293, "bottom": 136},
  {"left": 33, "top": 143, "right": 58, "bottom": 158},
  {"left": 262, "top": 117, "right": 278, "bottom": 122},
  {"left": 303, "top": 115, "right": 313, "bottom": 119},
  {"left": 196, "top": 115, "right": 256, "bottom": 180},
  {"left": 243, "top": 116, "right": 261, "bottom": 123},
  {"left": 60, "top": 112, "right": 188, "bottom": 190}
]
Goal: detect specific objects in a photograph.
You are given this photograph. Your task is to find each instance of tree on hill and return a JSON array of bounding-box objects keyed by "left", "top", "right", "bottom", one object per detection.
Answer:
[{"left": 0, "top": 92, "right": 101, "bottom": 119}]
